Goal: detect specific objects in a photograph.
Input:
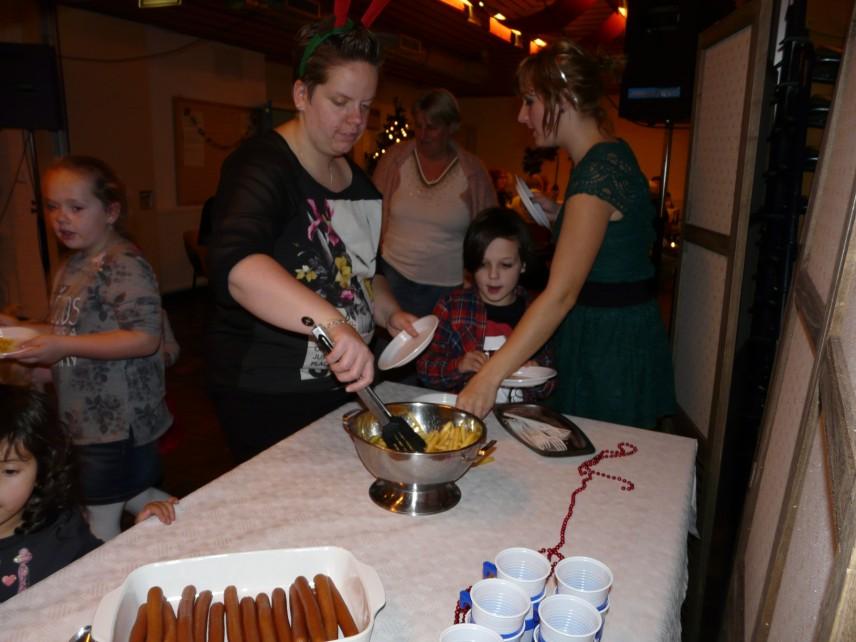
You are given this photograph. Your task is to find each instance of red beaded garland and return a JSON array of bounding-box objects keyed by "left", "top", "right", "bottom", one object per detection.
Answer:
[
  {"left": 539, "top": 442, "right": 638, "bottom": 570},
  {"left": 452, "top": 442, "right": 638, "bottom": 623}
]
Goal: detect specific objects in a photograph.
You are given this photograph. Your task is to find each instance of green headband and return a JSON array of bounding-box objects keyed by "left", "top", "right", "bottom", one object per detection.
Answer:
[{"left": 297, "top": 19, "right": 355, "bottom": 78}]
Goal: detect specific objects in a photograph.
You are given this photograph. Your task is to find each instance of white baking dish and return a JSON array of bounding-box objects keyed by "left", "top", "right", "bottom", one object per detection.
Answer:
[{"left": 91, "top": 546, "right": 385, "bottom": 641}]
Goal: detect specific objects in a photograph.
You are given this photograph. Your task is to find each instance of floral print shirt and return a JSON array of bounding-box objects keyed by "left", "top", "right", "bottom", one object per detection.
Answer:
[
  {"left": 208, "top": 131, "right": 382, "bottom": 394},
  {"left": 50, "top": 239, "right": 171, "bottom": 445}
]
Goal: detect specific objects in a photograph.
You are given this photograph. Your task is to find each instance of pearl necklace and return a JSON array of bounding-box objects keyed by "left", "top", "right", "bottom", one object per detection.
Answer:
[{"left": 413, "top": 149, "right": 459, "bottom": 187}]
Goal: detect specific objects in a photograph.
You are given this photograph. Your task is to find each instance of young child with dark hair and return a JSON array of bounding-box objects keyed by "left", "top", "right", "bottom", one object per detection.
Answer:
[
  {"left": 417, "top": 207, "right": 555, "bottom": 401},
  {"left": 0, "top": 384, "right": 178, "bottom": 603}
]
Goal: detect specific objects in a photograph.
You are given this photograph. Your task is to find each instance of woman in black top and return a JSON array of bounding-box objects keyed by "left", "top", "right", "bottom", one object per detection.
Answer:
[{"left": 208, "top": 11, "right": 416, "bottom": 461}]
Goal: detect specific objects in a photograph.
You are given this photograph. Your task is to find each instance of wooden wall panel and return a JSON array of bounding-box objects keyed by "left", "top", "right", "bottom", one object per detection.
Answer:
[
  {"left": 767, "top": 422, "right": 835, "bottom": 641},
  {"left": 802, "top": 47, "right": 856, "bottom": 300},
  {"left": 742, "top": 314, "right": 814, "bottom": 633},
  {"left": 672, "top": 244, "right": 727, "bottom": 437},
  {"left": 684, "top": 27, "right": 753, "bottom": 235}
]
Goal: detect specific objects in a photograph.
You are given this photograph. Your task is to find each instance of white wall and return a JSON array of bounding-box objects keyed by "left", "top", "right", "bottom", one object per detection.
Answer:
[{"left": 57, "top": 7, "right": 267, "bottom": 292}]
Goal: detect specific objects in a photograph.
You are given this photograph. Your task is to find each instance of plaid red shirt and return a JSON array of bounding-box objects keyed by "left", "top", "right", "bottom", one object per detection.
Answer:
[{"left": 416, "top": 287, "right": 555, "bottom": 401}]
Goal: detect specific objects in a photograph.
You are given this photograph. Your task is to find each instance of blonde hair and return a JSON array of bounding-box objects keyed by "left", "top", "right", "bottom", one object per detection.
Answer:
[{"left": 46, "top": 155, "right": 127, "bottom": 228}]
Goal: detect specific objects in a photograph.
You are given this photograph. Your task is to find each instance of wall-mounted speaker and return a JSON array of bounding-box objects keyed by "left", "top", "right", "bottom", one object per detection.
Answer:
[
  {"left": 619, "top": 0, "right": 700, "bottom": 124},
  {"left": 0, "top": 43, "right": 64, "bottom": 131}
]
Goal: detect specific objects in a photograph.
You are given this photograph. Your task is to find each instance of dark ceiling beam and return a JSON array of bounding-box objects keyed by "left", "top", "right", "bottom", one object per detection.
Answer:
[{"left": 507, "top": 0, "right": 597, "bottom": 33}]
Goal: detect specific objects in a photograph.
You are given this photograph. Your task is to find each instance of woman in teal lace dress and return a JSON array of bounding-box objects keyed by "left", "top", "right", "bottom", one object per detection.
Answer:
[{"left": 457, "top": 39, "right": 675, "bottom": 428}]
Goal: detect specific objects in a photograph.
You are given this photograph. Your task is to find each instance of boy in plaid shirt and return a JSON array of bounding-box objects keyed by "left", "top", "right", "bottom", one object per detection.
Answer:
[{"left": 417, "top": 208, "right": 554, "bottom": 401}]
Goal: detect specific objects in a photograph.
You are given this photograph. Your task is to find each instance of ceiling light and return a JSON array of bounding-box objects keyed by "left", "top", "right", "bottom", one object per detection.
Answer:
[
  {"left": 533, "top": 38, "right": 547, "bottom": 47},
  {"left": 618, "top": 6, "right": 627, "bottom": 17},
  {"left": 139, "top": 0, "right": 182, "bottom": 7},
  {"left": 493, "top": 13, "right": 507, "bottom": 21}
]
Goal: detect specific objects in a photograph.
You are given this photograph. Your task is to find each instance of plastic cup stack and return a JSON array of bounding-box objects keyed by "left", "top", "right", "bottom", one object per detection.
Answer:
[
  {"left": 469, "top": 578, "right": 531, "bottom": 639},
  {"left": 495, "top": 547, "right": 552, "bottom": 642},
  {"left": 536, "top": 594, "right": 602, "bottom": 642}
]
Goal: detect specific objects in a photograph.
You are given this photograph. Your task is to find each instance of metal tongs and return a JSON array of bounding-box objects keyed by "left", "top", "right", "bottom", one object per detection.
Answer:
[{"left": 302, "top": 317, "right": 427, "bottom": 453}]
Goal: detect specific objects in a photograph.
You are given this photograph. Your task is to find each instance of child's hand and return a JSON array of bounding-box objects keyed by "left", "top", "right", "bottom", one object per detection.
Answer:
[
  {"left": 135, "top": 497, "right": 179, "bottom": 525},
  {"left": 458, "top": 350, "right": 489, "bottom": 374},
  {"left": 0, "top": 312, "right": 19, "bottom": 326},
  {"left": 12, "top": 335, "right": 69, "bottom": 365}
]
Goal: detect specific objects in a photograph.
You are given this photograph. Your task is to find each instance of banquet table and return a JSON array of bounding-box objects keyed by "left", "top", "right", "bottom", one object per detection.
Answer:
[{"left": 0, "top": 382, "right": 697, "bottom": 642}]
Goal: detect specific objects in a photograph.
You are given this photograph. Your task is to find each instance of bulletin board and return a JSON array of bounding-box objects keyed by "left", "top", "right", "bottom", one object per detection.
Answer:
[{"left": 173, "top": 97, "right": 256, "bottom": 206}]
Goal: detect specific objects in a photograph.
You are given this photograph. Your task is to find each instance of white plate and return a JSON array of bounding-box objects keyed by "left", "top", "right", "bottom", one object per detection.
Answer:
[
  {"left": 501, "top": 366, "right": 557, "bottom": 388},
  {"left": 515, "top": 176, "right": 551, "bottom": 228},
  {"left": 378, "top": 314, "right": 439, "bottom": 370},
  {"left": 91, "top": 546, "right": 385, "bottom": 642},
  {"left": 0, "top": 326, "right": 38, "bottom": 358},
  {"left": 413, "top": 392, "right": 458, "bottom": 406},
  {"left": 415, "top": 390, "right": 512, "bottom": 404}
]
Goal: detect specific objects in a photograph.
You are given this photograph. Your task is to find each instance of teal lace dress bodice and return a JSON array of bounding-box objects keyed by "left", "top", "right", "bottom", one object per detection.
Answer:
[{"left": 549, "top": 140, "right": 675, "bottom": 428}]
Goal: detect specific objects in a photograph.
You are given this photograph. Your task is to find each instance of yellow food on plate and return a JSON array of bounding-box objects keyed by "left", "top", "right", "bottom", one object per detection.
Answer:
[{"left": 0, "top": 337, "right": 17, "bottom": 353}]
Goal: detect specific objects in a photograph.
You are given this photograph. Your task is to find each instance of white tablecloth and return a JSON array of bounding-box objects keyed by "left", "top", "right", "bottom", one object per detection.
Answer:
[{"left": 0, "top": 382, "right": 697, "bottom": 641}]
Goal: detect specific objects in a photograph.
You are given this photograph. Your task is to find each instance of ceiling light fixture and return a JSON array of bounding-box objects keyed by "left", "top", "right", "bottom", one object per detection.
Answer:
[
  {"left": 493, "top": 12, "right": 506, "bottom": 21},
  {"left": 438, "top": 0, "right": 469, "bottom": 10}
]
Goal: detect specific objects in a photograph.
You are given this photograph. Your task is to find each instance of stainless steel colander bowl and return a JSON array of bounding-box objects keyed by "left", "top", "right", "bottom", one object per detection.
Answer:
[{"left": 343, "top": 401, "right": 490, "bottom": 515}]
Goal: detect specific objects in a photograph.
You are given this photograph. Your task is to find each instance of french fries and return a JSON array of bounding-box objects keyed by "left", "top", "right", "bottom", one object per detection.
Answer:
[
  {"left": 422, "top": 421, "right": 479, "bottom": 452},
  {"left": 369, "top": 419, "right": 479, "bottom": 452}
]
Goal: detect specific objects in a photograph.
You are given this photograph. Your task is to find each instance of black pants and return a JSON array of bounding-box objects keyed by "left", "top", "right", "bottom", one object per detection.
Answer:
[{"left": 210, "top": 386, "right": 350, "bottom": 463}]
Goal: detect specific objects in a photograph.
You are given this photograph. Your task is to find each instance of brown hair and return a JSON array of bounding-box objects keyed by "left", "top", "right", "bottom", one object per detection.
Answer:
[
  {"left": 413, "top": 88, "right": 461, "bottom": 131},
  {"left": 46, "top": 155, "right": 127, "bottom": 226},
  {"left": 516, "top": 39, "right": 610, "bottom": 136},
  {"left": 295, "top": 18, "right": 383, "bottom": 96}
]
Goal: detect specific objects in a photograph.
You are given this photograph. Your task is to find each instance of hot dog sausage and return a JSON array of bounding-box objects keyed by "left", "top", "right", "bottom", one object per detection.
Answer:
[
  {"left": 271, "top": 587, "right": 293, "bottom": 642},
  {"left": 329, "top": 578, "right": 359, "bottom": 637},
  {"left": 224, "top": 585, "right": 244, "bottom": 642},
  {"left": 177, "top": 586, "right": 195, "bottom": 642},
  {"left": 130, "top": 603, "right": 148, "bottom": 642},
  {"left": 312, "top": 575, "right": 338, "bottom": 641},
  {"left": 294, "top": 576, "right": 325, "bottom": 642},
  {"left": 146, "top": 587, "right": 164, "bottom": 642},
  {"left": 289, "top": 583, "right": 309, "bottom": 642},
  {"left": 193, "top": 590, "right": 212, "bottom": 642},
  {"left": 255, "top": 593, "right": 278, "bottom": 642},
  {"left": 240, "top": 596, "right": 262, "bottom": 642},
  {"left": 208, "top": 601, "right": 225, "bottom": 642},
  {"left": 163, "top": 599, "right": 177, "bottom": 642}
]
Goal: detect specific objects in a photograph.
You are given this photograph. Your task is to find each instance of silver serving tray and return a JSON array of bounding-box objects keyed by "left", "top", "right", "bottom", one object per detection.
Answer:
[{"left": 494, "top": 403, "right": 595, "bottom": 457}]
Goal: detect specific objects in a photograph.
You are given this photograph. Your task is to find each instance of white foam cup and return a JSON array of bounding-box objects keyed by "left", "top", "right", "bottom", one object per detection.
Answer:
[
  {"left": 440, "top": 622, "right": 504, "bottom": 642},
  {"left": 470, "top": 578, "right": 531, "bottom": 636},
  {"left": 495, "top": 548, "right": 551, "bottom": 599},
  {"left": 537, "top": 594, "right": 601, "bottom": 642},
  {"left": 554, "top": 557, "right": 613, "bottom": 609}
]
